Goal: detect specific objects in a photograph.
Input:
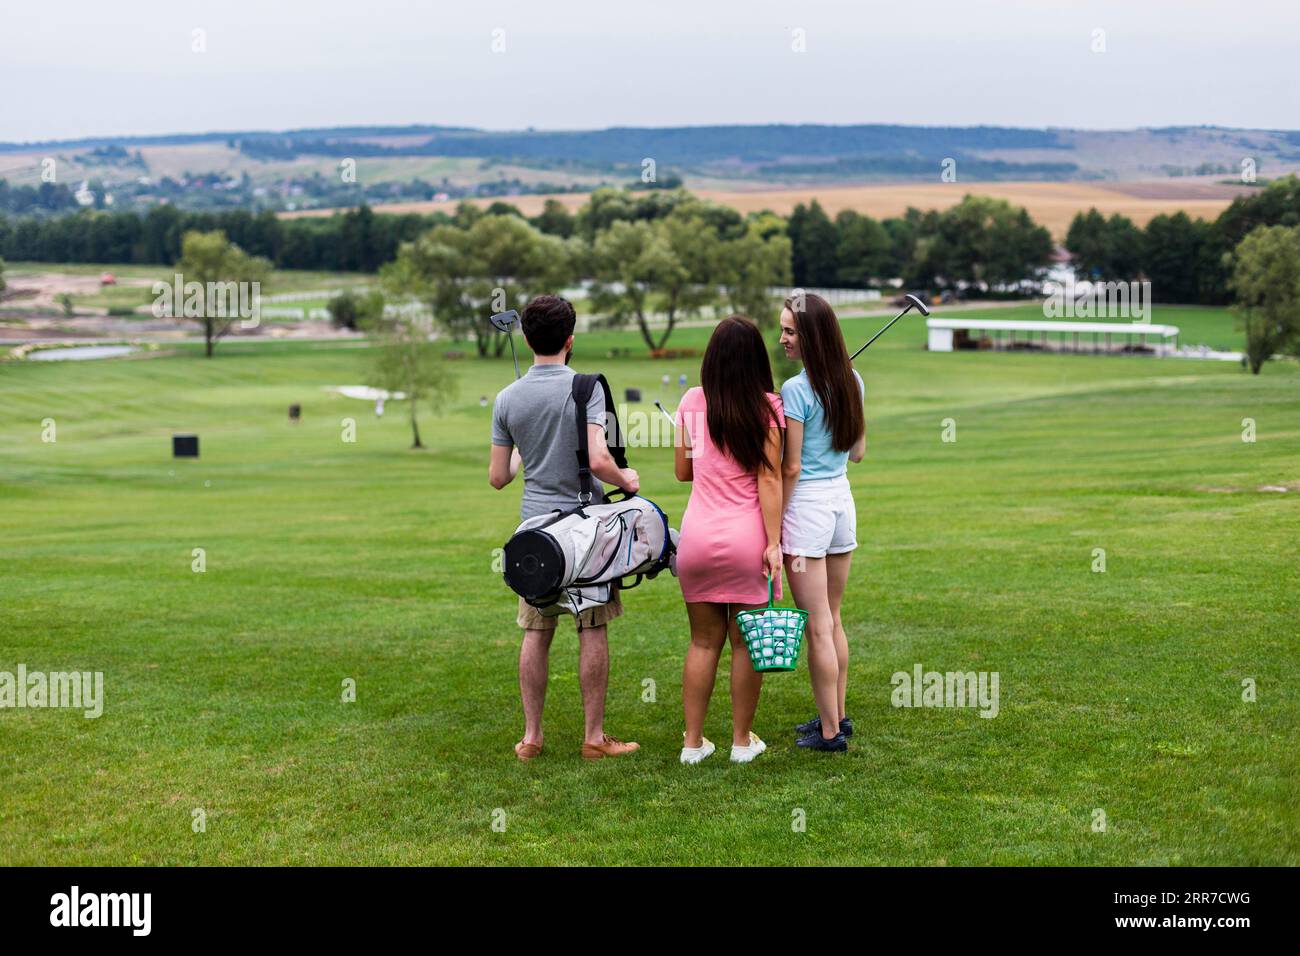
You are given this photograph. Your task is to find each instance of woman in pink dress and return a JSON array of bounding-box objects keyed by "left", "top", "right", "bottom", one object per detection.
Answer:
[{"left": 674, "top": 316, "right": 785, "bottom": 765}]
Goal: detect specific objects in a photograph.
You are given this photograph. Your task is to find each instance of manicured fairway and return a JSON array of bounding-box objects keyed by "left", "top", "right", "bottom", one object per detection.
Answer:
[{"left": 1, "top": 310, "right": 1297, "bottom": 865}]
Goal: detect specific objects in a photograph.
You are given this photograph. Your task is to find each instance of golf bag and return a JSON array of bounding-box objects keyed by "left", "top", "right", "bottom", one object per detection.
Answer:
[{"left": 502, "top": 373, "right": 678, "bottom": 617}]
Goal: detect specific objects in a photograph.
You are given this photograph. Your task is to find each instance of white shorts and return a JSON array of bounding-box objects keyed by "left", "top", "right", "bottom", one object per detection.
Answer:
[{"left": 782, "top": 475, "right": 857, "bottom": 559}]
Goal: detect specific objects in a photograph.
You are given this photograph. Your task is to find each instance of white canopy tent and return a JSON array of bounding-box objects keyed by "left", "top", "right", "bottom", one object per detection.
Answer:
[{"left": 926, "top": 318, "right": 1180, "bottom": 355}]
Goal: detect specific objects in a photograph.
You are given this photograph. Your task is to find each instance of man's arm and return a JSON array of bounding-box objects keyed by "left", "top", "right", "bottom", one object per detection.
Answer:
[
  {"left": 489, "top": 445, "right": 521, "bottom": 490},
  {"left": 587, "top": 422, "right": 639, "bottom": 495},
  {"left": 488, "top": 389, "right": 519, "bottom": 490}
]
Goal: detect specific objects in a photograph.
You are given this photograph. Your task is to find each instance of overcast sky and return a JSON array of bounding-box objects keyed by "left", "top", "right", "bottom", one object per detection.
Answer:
[{"left": 3, "top": 0, "right": 1297, "bottom": 142}]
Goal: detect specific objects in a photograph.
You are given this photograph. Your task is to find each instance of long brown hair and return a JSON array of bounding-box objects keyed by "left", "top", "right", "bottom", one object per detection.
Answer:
[
  {"left": 783, "top": 293, "right": 863, "bottom": 452},
  {"left": 700, "top": 315, "right": 777, "bottom": 472}
]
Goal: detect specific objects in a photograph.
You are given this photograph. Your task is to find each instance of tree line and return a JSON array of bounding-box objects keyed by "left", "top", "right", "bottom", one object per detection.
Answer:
[
  {"left": 1064, "top": 176, "right": 1300, "bottom": 305},
  {"left": 0, "top": 185, "right": 1055, "bottom": 296},
  {"left": 5, "top": 178, "right": 1300, "bottom": 369}
]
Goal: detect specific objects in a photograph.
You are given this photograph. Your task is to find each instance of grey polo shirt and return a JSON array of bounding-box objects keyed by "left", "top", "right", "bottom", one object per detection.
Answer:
[{"left": 491, "top": 364, "right": 607, "bottom": 520}]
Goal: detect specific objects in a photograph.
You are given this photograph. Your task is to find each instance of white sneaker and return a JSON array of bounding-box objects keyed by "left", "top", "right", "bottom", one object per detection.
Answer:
[
  {"left": 730, "top": 732, "right": 767, "bottom": 764},
  {"left": 680, "top": 736, "right": 716, "bottom": 765}
]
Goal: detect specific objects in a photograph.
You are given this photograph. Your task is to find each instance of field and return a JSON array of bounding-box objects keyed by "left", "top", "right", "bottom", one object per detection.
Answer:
[
  {"left": 0, "top": 144, "right": 612, "bottom": 194},
  {"left": 1, "top": 308, "right": 1297, "bottom": 865},
  {"left": 1, "top": 263, "right": 372, "bottom": 317},
  {"left": 281, "top": 179, "right": 1252, "bottom": 237}
]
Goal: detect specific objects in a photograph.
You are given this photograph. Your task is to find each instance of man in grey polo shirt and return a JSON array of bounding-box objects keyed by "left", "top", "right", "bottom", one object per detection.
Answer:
[{"left": 489, "top": 295, "right": 642, "bottom": 762}]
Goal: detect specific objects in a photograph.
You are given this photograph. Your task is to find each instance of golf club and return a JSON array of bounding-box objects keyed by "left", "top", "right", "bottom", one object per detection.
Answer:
[
  {"left": 653, "top": 400, "right": 676, "bottom": 427},
  {"left": 849, "top": 293, "right": 931, "bottom": 360},
  {"left": 490, "top": 309, "right": 522, "bottom": 379}
]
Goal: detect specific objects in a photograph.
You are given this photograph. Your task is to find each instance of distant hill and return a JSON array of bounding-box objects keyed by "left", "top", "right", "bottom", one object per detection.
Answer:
[
  {"left": 4, "top": 122, "right": 1298, "bottom": 184},
  {"left": 0, "top": 123, "right": 1294, "bottom": 220}
]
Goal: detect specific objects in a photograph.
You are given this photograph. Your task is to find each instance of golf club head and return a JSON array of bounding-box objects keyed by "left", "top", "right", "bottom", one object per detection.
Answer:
[
  {"left": 904, "top": 293, "right": 932, "bottom": 316},
  {"left": 490, "top": 309, "right": 521, "bottom": 332}
]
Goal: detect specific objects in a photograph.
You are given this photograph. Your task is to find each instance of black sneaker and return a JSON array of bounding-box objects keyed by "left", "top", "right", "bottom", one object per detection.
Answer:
[
  {"left": 796, "top": 730, "right": 848, "bottom": 752},
  {"left": 794, "top": 715, "right": 854, "bottom": 738}
]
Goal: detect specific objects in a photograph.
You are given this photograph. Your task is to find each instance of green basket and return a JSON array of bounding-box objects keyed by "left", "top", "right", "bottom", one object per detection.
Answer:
[{"left": 736, "top": 575, "right": 807, "bottom": 673}]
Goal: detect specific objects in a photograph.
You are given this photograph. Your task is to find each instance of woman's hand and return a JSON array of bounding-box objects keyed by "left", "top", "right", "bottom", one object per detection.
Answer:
[{"left": 763, "top": 542, "right": 783, "bottom": 579}]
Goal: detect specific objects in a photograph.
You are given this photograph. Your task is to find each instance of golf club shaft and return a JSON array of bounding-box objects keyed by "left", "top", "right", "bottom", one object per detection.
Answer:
[
  {"left": 850, "top": 303, "right": 916, "bottom": 360},
  {"left": 508, "top": 332, "right": 521, "bottom": 379},
  {"left": 653, "top": 401, "right": 675, "bottom": 426}
]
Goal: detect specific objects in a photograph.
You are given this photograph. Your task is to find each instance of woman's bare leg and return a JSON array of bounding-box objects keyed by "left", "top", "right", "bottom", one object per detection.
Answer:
[
  {"left": 682, "top": 602, "right": 728, "bottom": 749},
  {"left": 826, "top": 552, "right": 853, "bottom": 717},
  {"left": 727, "top": 603, "right": 765, "bottom": 746},
  {"left": 784, "top": 554, "right": 840, "bottom": 738}
]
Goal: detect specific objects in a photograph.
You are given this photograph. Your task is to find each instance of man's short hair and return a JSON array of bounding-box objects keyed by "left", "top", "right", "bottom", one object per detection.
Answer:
[{"left": 521, "top": 295, "right": 576, "bottom": 356}]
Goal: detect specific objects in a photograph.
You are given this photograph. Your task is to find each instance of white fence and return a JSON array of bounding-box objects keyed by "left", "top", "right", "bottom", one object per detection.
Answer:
[
  {"left": 260, "top": 288, "right": 371, "bottom": 304},
  {"left": 767, "top": 287, "right": 883, "bottom": 306},
  {"left": 261, "top": 306, "right": 331, "bottom": 321}
]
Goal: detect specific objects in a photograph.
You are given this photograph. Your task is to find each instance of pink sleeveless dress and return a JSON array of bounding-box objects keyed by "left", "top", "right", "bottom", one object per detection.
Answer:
[{"left": 675, "top": 387, "right": 785, "bottom": 604}]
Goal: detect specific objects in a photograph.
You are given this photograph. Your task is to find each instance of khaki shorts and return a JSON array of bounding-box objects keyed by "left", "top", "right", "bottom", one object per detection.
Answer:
[{"left": 517, "top": 589, "right": 624, "bottom": 631}]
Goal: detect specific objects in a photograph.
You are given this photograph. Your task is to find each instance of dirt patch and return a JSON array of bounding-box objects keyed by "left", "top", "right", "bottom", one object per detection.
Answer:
[{"left": 1, "top": 271, "right": 154, "bottom": 312}]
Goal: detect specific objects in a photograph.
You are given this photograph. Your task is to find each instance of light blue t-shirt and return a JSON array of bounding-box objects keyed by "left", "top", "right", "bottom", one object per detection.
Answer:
[{"left": 780, "top": 369, "right": 865, "bottom": 481}]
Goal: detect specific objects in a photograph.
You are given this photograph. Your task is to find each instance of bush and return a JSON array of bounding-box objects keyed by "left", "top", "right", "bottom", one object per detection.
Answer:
[{"left": 328, "top": 289, "right": 385, "bottom": 330}]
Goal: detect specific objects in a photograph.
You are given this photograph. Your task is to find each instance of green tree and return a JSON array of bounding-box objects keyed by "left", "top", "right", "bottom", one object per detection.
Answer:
[
  {"left": 1217, "top": 174, "right": 1300, "bottom": 250},
  {"left": 882, "top": 214, "right": 921, "bottom": 282},
  {"left": 383, "top": 214, "right": 575, "bottom": 357},
  {"left": 485, "top": 201, "right": 524, "bottom": 218},
  {"left": 366, "top": 308, "right": 458, "bottom": 449},
  {"left": 590, "top": 209, "right": 720, "bottom": 350},
  {"left": 530, "top": 199, "right": 575, "bottom": 237},
  {"left": 1104, "top": 214, "right": 1146, "bottom": 280},
  {"left": 174, "top": 230, "right": 272, "bottom": 357},
  {"left": 787, "top": 200, "right": 839, "bottom": 287},
  {"left": 717, "top": 223, "right": 792, "bottom": 326},
  {"left": 574, "top": 187, "right": 691, "bottom": 240},
  {"left": 1065, "top": 209, "right": 1108, "bottom": 277},
  {"left": 1142, "top": 213, "right": 1208, "bottom": 304},
  {"left": 327, "top": 289, "right": 385, "bottom": 330},
  {"left": 834, "top": 210, "right": 892, "bottom": 287},
  {"left": 1229, "top": 224, "right": 1300, "bottom": 374},
  {"left": 453, "top": 201, "right": 485, "bottom": 229},
  {"left": 1066, "top": 209, "right": 1147, "bottom": 281},
  {"left": 924, "top": 196, "right": 1053, "bottom": 291}
]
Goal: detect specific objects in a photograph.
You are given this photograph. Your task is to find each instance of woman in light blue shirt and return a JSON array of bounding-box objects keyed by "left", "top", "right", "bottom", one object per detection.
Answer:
[{"left": 778, "top": 293, "right": 865, "bottom": 752}]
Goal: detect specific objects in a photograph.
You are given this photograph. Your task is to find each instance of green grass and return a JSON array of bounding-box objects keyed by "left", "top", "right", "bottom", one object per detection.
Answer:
[
  {"left": 4, "top": 262, "right": 175, "bottom": 281},
  {"left": 1, "top": 312, "right": 1297, "bottom": 865}
]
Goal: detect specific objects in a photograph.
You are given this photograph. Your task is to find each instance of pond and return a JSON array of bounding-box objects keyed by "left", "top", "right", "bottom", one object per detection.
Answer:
[{"left": 28, "top": 345, "right": 139, "bottom": 362}]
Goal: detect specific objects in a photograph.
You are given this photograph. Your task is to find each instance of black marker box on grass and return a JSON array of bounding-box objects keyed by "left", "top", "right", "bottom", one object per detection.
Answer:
[{"left": 173, "top": 434, "right": 199, "bottom": 458}]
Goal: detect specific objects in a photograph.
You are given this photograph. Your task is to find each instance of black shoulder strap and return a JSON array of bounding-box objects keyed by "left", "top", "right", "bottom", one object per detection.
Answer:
[{"left": 572, "top": 373, "right": 627, "bottom": 503}]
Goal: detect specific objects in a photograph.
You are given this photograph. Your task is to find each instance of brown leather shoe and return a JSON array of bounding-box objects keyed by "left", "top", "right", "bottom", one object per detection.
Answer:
[
  {"left": 515, "top": 740, "right": 543, "bottom": 762},
  {"left": 581, "top": 735, "right": 640, "bottom": 761}
]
